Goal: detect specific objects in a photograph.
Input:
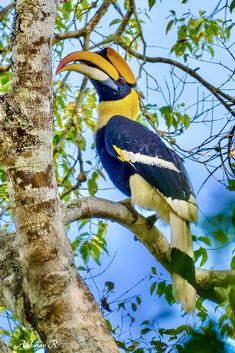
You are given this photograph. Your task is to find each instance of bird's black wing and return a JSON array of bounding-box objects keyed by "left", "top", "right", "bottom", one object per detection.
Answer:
[{"left": 104, "top": 115, "right": 197, "bottom": 210}]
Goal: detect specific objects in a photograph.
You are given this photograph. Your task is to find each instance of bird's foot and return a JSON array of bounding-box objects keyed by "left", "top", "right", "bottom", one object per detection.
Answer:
[
  {"left": 146, "top": 214, "right": 158, "bottom": 229},
  {"left": 120, "top": 198, "right": 139, "bottom": 223}
]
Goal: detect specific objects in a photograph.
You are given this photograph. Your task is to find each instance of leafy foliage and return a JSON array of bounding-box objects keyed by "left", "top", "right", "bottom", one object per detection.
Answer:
[{"left": 167, "top": 10, "right": 234, "bottom": 59}]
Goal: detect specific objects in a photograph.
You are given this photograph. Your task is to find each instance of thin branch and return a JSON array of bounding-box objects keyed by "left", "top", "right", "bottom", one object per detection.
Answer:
[
  {"left": 114, "top": 3, "right": 134, "bottom": 42},
  {"left": 115, "top": 39, "right": 235, "bottom": 105},
  {"left": 53, "top": 0, "right": 116, "bottom": 43},
  {"left": 0, "top": 1, "right": 14, "bottom": 22},
  {"left": 0, "top": 337, "right": 11, "bottom": 353}
]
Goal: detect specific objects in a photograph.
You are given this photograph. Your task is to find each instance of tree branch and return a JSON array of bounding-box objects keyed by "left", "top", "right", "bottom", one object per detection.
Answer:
[
  {"left": 0, "top": 64, "right": 11, "bottom": 73},
  {"left": 115, "top": 39, "right": 235, "bottom": 106},
  {"left": 54, "top": 0, "right": 116, "bottom": 43},
  {"left": 64, "top": 197, "right": 235, "bottom": 303},
  {"left": 0, "top": 337, "right": 11, "bottom": 353}
]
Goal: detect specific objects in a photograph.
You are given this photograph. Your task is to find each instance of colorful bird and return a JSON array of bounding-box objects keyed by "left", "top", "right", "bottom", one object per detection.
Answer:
[{"left": 56, "top": 47, "right": 198, "bottom": 312}]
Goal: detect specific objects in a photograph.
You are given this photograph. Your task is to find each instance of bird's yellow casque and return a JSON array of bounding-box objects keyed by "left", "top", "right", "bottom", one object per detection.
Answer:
[{"left": 56, "top": 47, "right": 198, "bottom": 312}]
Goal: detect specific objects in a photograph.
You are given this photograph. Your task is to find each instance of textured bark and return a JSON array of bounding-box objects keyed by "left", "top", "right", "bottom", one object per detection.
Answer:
[{"left": 0, "top": 1, "right": 118, "bottom": 352}]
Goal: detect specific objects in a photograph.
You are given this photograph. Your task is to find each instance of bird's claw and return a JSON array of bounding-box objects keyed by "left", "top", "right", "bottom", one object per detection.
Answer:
[
  {"left": 146, "top": 214, "right": 158, "bottom": 229},
  {"left": 120, "top": 198, "right": 139, "bottom": 223}
]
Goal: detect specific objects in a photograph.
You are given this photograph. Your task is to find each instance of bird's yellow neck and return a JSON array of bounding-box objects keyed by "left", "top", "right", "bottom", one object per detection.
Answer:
[{"left": 96, "top": 89, "right": 139, "bottom": 130}]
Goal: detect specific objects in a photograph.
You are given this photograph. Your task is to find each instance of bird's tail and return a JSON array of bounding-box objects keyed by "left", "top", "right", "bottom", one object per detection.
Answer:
[{"left": 170, "top": 212, "right": 196, "bottom": 312}]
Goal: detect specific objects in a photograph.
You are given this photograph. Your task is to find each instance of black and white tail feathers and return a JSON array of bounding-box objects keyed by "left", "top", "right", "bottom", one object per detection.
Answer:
[{"left": 170, "top": 212, "right": 196, "bottom": 312}]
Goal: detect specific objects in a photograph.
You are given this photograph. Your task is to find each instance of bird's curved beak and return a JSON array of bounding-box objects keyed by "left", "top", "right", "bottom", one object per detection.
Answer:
[
  {"left": 56, "top": 48, "right": 136, "bottom": 85},
  {"left": 56, "top": 51, "right": 118, "bottom": 81}
]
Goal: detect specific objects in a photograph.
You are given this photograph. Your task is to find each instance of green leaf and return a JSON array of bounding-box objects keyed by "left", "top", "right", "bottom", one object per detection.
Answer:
[
  {"left": 132, "top": 302, "right": 137, "bottom": 311},
  {"left": 207, "top": 45, "right": 214, "bottom": 57},
  {"left": 148, "top": 0, "right": 156, "bottom": 10},
  {"left": 178, "top": 25, "right": 187, "bottom": 41},
  {"left": 230, "top": 256, "right": 235, "bottom": 270},
  {"left": 88, "top": 171, "right": 99, "bottom": 196},
  {"left": 151, "top": 340, "right": 168, "bottom": 350},
  {"left": 105, "top": 319, "right": 114, "bottom": 333},
  {"left": 200, "top": 248, "right": 208, "bottom": 266},
  {"left": 182, "top": 113, "right": 191, "bottom": 128},
  {"left": 230, "top": 0, "right": 235, "bottom": 12},
  {"left": 116, "top": 340, "right": 126, "bottom": 349},
  {"left": 198, "top": 236, "right": 211, "bottom": 246},
  {"left": 136, "top": 296, "right": 141, "bottom": 305},
  {"left": 194, "top": 247, "right": 208, "bottom": 266},
  {"left": 151, "top": 266, "right": 157, "bottom": 275},
  {"left": 79, "top": 241, "right": 91, "bottom": 263},
  {"left": 159, "top": 105, "right": 174, "bottom": 127},
  {"left": 105, "top": 281, "right": 114, "bottom": 292},
  {"left": 166, "top": 19, "right": 174, "bottom": 34},
  {"left": 140, "top": 327, "right": 151, "bottom": 335},
  {"left": 109, "top": 18, "right": 121, "bottom": 27},
  {"left": 213, "top": 229, "right": 228, "bottom": 243},
  {"left": 150, "top": 281, "right": 157, "bottom": 295},
  {"left": 228, "top": 179, "right": 235, "bottom": 191}
]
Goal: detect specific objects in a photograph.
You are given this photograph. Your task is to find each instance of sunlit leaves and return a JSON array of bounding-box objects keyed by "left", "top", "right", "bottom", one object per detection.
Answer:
[
  {"left": 109, "top": 18, "right": 122, "bottom": 27},
  {"left": 53, "top": 82, "right": 98, "bottom": 200},
  {"left": 56, "top": 0, "right": 94, "bottom": 32},
  {"left": 88, "top": 170, "right": 99, "bottom": 196},
  {"left": 73, "top": 221, "right": 108, "bottom": 265},
  {"left": 167, "top": 10, "right": 234, "bottom": 59},
  {"left": 166, "top": 19, "right": 174, "bottom": 34},
  {"left": 159, "top": 105, "right": 191, "bottom": 129},
  {"left": 7, "top": 325, "right": 41, "bottom": 352},
  {"left": 149, "top": 269, "right": 175, "bottom": 305},
  {"left": 0, "top": 71, "right": 11, "bottom": 93}
]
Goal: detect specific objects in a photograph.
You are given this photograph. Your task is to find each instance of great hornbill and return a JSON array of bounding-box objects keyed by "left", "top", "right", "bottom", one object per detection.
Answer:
[{"left": 56, "top": 47, "right": 198, "bottom": 312}]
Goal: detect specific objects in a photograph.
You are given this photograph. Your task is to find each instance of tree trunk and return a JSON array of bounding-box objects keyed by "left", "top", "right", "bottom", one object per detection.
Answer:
[{"left": 0, "top": 0, "right": 118, "bottom": 352}]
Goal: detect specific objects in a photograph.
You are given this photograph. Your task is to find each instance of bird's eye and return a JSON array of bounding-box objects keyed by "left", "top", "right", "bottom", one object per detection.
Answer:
[{"left": 117, "top": 77, "right": 126, "bottom": 85}]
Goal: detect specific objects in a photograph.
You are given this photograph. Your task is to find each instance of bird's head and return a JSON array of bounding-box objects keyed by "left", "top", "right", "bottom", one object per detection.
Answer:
[{"left": 56, "top": 47, "right": 137, "bottom": 102}]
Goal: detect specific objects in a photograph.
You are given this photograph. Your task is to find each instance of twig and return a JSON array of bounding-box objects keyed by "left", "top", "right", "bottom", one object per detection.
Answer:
[{"left": 0, "top": 1, "right": 14, "bottom": 22}]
